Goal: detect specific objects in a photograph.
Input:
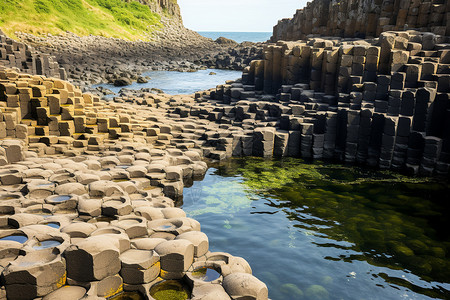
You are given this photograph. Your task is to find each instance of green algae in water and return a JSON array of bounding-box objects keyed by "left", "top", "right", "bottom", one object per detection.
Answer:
[
  {"left": 109, "top": 291, "right": 144, "bottom": 300},
  {"left": 149, "top": 280, "right": 190, "bottom": 300},
  {"left": 183, "top": 157, "right": 450, "bottom": 300},
  {"left": 183, "top": 180, "right": 252, "bottom": 217}
]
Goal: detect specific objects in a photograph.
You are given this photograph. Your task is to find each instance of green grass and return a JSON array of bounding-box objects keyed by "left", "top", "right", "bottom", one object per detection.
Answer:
[{"left": 0, "top": 0, "right": 164, "bottom": 40}]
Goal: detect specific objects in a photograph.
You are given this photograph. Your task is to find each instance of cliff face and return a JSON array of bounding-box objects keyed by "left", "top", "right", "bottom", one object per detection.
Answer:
[
  {"left": 272, "top": 0, "right": 449, "bottom": 41},
  {"left": 138, "top": 0, "right": 182, "bottom": 21}
]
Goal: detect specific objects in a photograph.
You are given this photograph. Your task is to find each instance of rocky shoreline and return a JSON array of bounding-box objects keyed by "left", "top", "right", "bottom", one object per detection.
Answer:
[
  {"left": 0, "top": 67, "right": 268, "bottom": 299},
  {"left": 0, "top": 0, "right": 449, "bottom": 298},
  {"left": 16, "top": 25, "right": 265, "bottom": 91},
  {"left": 1, "top": 27, "right": 449, "bottom": 298}
]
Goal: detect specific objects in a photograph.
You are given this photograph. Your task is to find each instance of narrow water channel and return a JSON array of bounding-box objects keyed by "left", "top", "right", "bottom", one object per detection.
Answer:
[
  {"left": 93, "top": 69, "right": 242, "bottom": 96},
  {"left": 182, "top": 158, "right": 450, "bottom": 300}
]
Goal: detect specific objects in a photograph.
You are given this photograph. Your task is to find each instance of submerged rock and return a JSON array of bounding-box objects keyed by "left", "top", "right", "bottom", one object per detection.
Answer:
[
  {"left": 215, "top": 37, "right": 238, "bottom": 46},
  {"left": 305, "top": 285, "right": 329, "bottom": 300},
  {"left": 137, "top": 76, "right": 149, "bottom": 84}
]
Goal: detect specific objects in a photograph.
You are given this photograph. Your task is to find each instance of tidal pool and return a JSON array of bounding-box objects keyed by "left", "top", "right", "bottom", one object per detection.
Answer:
[
  {"left": 149, "top": 280, "right": 191, "bottom": 300},
  {"left": 182, "top": 158, "right": 450, "bottom": 300},
  {"left": 191, "top": 267, "right": 221, "bottom": 282},
  {"left": 0, "top": 235, "right": 28, "bottom": 244}
]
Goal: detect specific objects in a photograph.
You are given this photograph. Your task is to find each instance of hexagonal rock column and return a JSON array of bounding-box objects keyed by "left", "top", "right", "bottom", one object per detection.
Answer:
[
  {"left": 111, "top": 216, "right": 148, "bottom": 239},
  {"left": 119, "top": 249, "right": 160, "bottom": 284},
  {"left": 205, "top": 252, "right": 252, "bottom": 277},
  {"left": 89, "top": 227, "right": 131, "bottom": 254},
  {"left": 101, "top": 196, "right": 132, "bottom": 217},
  {"left": 176, "top": 231, "right": 209, "bottom": 258},
  {"left": 3, "top": 252, "right": 66, "bottom": 299},
  {"left": 191, "top": 284, "right": 231, "bottom": 300},
  {"left": 95, "top": 274, "right": 124, "bottom": 298},
  {"left": 42, "top": 285, "right": 87, "bottom": 300},
  {"left": 0, "top": 139, "right": 24, "bottom": 164},
  {"left": 64, "top": 235, "right": 121, "bottom": 282},
  {"left": 88, "top": 180, "right": 126, "bottom": 198},
  {"left": 154, "top": 239, "right": 194, "bottom": 279},
  {"left": 222, "top": 273, "right": 268, "bottom": 300}
]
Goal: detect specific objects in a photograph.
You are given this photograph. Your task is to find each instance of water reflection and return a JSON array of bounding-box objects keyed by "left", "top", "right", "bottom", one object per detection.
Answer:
[{"left": 182, "top": 158, "right": 450, "bottom": 300}]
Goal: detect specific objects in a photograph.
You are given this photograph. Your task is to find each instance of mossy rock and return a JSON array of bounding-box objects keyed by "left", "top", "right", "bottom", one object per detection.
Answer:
[
  {"left": 391, "top": 243, "right": 415, "bottom": 257},
  {"left": 407, "top": 239, "right": 429, "bottom": 255},
  {"left": 321, "top": 276, "right": 333, "bottom": 285},
  {"left": 280, "top": 283, "right": 303, "bottom": 297},
  {"left": 305, "top": 285, "right": 329, "bottom": 300}
]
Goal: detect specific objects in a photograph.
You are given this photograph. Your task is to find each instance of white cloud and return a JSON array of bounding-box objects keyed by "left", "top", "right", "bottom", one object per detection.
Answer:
[{"left": 178, "top": 0, "right": 307, "bottom": 32}]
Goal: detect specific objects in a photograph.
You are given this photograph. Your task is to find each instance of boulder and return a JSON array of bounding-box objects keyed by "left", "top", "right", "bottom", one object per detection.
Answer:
[
  {"left": 215, "top": 37, "right": 238, "bottom": 46},
  {"left": 113, "top": 77, "right": 131, "bottom": 87}
]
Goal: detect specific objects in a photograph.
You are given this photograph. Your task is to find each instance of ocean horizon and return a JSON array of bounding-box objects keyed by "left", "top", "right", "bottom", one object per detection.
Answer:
[{"left": 197, "top": 31, "right": 272, "bottom": 43}]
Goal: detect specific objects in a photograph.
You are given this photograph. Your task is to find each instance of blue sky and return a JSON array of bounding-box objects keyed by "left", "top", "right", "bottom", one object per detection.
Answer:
[{"left": 178, "top": 0, "right": 307, "bottom": 32}]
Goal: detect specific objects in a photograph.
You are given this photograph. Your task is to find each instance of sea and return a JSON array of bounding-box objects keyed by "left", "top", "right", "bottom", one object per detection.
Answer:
[
  {"left": 197, "top": 31, "right": 272, "bottom": 43},
  {"left": 93, "top": 32, "right": 270, "bottom": 96}
]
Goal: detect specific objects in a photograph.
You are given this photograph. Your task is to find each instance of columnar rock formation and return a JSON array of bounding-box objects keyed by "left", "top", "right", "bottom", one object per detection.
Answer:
[
  {"left": 0, "top": 32, "right": 65, "bottom": 80},
  {"left": 272, "top": 0, "right": 449, "bottom": 41},
  {"left": 0, "top": 66, "right": 268, "bottom": 299},
  {"left": 166, "top": 30, "right": 450, "bottom": 176}
]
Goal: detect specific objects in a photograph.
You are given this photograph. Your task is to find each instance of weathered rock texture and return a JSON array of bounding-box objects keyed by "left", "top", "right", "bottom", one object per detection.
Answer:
[
  {"left": 138, "top": 0, "right": 182, "bottom": 21},
  {"left": 0, "top": 33, "right": 65, "bottom": 80},
  {"left": 272, "top": 0, "right": 449, "bottom": 41},
  {"left": 17, "top": 31, "right": 263, "bottom": 89},
  {"left": 166, "top": 30, "right": 450, "bottom": 176}
]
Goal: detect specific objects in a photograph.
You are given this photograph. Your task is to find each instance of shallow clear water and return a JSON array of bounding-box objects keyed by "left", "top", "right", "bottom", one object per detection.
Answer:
[
  {"left": 44, "top": 222, "right": 60, "bottom": 229},
  {"left": 94, "top": 69, "right": 242, "bottom": 96},
  {"left": 191, "top": 267, "right": 221, "bottom": 282},
  {"left": 182, "top": 158, "right": 450, "bottom": 300},
  {"left": 0, "top": 235, "right": 28, "bottom": 243},
  {"left": 50, "top": 195, "right": 72, "bottom": 202},
  {"left": 197, "top": 31, "right": 272, "bottom": 43}
]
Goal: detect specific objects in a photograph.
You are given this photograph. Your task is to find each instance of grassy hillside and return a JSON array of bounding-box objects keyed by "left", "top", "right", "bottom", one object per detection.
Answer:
[{"left": 0, "top": 0, "right": 165, "bottom": 41}]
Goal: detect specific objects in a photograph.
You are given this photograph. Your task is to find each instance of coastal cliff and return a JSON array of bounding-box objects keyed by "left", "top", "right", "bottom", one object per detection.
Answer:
[
  {"left": 0, "top": 0, "right": 184, "bottom": 41},
  {"left": 272, "top": 0, "right": 449, "bottom": 41}
]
